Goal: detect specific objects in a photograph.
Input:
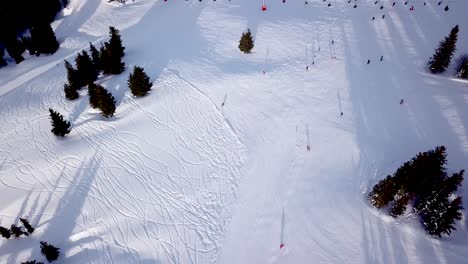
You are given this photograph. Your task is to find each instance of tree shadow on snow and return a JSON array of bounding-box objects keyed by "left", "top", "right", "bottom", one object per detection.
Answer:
[
  {"left": 341, "top": 2, "right": 468, "bottom": 262},
  {"left": 1, "top": 150, "right": 104, "bottom": 263}
]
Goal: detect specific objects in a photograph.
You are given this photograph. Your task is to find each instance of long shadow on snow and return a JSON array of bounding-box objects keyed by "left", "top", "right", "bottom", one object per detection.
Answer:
[
  {"left": 361, "top": 210, "right": 409, "bottom": 264},
  {"left": 34, "top": 151, "right": 102, "bottom": 263},
  {"left": 99, "top": 0, "right": 208, "bottom": 108},
  {"left": 0, "top": 167, "right": 68, "bottom": 263},
  {"left": 55, "top": 0, "right": 101, "bottom": 40}
]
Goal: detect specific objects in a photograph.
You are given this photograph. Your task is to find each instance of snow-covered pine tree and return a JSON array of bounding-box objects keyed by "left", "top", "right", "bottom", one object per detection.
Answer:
[
  {"left": 0, "top": 226, "right": 11, "bottom": 239},
  {"left": 89, "top": 42, "right": 102, "bottom": 73},
  {"left": 48, "top": 108, "right": 71, "bottom": 136},
  {"left": 419, "top": 195, "right": 463, "bottom": 237},
  {"left": 64, "top": 83, "right": 79, "bottom": 100},
  {"left": 40, "top": 241, "right": 60, "bottom": 263},
  {"left": 20, "top": 218, "right": 35, "bottom": 234},
  {"left": 128, "top": 66, "right": 152, "bottom": 97},
  {"left": 75, "top": 50, "right": 98, "bottom": 85},
  {"left": 238, "top": 29, "right": 254, "bottom": 54},
  {"left": 428, "top": 25, "right": 459, "bottom": 73},
  {"left": 369, "top": 146, "right": 464, "bottom": 237},
  {"left": 101, "top": 27, "right": 125, "bottom": 74}
]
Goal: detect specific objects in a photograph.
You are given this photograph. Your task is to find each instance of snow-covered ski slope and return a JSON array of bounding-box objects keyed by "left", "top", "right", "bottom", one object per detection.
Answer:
[{"left": 1, "top": 0, "right": 468, "bottom": 263}]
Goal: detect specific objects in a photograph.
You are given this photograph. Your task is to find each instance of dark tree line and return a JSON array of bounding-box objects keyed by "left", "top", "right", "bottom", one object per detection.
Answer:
[
  {"left": 368, "top": 146, "right": 464, "bottom": 237},
  {"left": 1, "top": 217, "right": 59, "bottom": 263},
  {"left": 0, "top": 0, "right": 66, "bottom": 67},
  {"left": 50, "top": 26, "right": 154, "bottom": 137},
  {"left": 88, "top": 82, "right": 116, "bottom": 118},
  {"left": 58, "top": 26, "right": 124, "bottom": 123},
  {"left": 49, "top": 26, "right": 127, "bottom": 137},
  {"left": 0, "top": 218, "right": 35, "bottom": 239},
  {"left": 63, "top": 26, "right": 125, "bottom": 99}
]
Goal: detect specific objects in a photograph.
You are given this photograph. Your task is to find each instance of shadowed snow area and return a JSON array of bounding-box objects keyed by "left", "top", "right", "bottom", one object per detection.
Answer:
[{"left": 0, "top": 0, "right": 468, "bottom": 263}]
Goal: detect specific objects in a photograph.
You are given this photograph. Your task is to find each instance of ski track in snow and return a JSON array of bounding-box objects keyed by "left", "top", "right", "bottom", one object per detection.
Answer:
[{"left": 0, "top": 68, "right": 246, "bottom": 263}]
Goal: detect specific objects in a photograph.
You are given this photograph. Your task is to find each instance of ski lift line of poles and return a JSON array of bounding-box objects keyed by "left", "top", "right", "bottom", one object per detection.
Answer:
[{"left": 306, "top": 34, "right": 321, "bottom": 68}]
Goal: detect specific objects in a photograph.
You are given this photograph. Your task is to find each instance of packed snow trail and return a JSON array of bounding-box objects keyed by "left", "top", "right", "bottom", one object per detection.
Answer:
[{"left": 0, "top": 0, "right": 468, "bottom": 263}]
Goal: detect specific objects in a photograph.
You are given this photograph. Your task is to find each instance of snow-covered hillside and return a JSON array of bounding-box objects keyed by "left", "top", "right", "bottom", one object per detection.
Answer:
[{"left": 0, "top": 0, "right": 467, "bottom": 263}]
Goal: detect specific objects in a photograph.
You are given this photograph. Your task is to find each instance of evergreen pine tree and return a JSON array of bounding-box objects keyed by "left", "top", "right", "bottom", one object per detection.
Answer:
[
  {"left": 419, "top": 195, "right": 463, "bottom": 237},
  {"left": 40, "top": 241, "right": 60, "bottom": 263},
  {"left": 238, "top": 29, "right": 254, "bottom": 54},
  {"left": 64, "top": 60, "right": 83, "bottom": 90},
  {"left": 99, "top": 43, "right": 110, "bottom": 75},
  {"left": 64, "top": 83, "right": 79, "bottom": 100},
  {"left": 368, "top": 175, "right": 397, "bottom": 208},
  {"left": 10, "top": 224, "right": 24, "bottom": 238},
  {"left": 75, "top": 51, "right": 98, "bottom": 85},
  {"left": 456, "top": 55, "right": 468, "bottom": 79},
  {"left": 128, "top": 66, "right": 152, "bottom": 97},
  {"left": 20, "top": 218, "right": 35, "bottom": 234},
  {"left": 88, "top": 82, "right": 100, "bottom": 109},
  {"left": 98, "top": 86, "right": 116, "bottom": 118},
  {"left": 30, "top": 23, "right": 59, "bottom": 55},
  {"left": 0, "top": 226, "right": 11, "bottom": 239},
  {"left": 101, "top": 27, "right": 125, "bottom": 74},
  {"left": 89, "top": 42, "right": 102, "bottom": 73},
  {"left": 49, "top": 108, "right": 71, "bottom": 136},
  {"left": 390, "top": 194, "right": 410, "bottom": 217},
  {"left": 369, "top": 146, "right": 465, "bottom": 237},
  {"left": 428, "top": 25, "right": 459, "bottom": 73}
]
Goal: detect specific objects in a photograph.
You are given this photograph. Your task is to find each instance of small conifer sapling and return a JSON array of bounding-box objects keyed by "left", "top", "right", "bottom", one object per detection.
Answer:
[
  {"left": 128, "top": 66, "right": 152, "bottom": 97},
  {"left": 238, "top": 29, "right": 254, "bottom": 54},
  {"left": 40, "top": 241, "right": 60, "bottom": 263},
  {"left": 49, "top": 109, "right": 71, "bottom": 137},
  {"left": 20, "top": 218, "right": 35, "bottom": 234}
]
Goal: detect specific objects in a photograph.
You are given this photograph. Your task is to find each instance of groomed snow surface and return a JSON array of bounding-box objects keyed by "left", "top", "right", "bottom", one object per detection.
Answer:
[{"left": 0, "top": 0, "right": 467, "bottom": 263}]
